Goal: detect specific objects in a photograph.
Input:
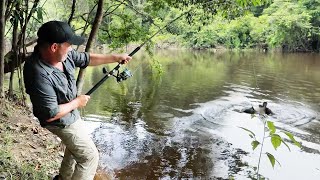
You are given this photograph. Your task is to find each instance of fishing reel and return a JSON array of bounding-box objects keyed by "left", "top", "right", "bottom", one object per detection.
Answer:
[
  {"left": 102, "top": 67, "right": 133, "bottom": 83},
  {"left": 116, "top": 68, "right": 133, "bottom": 82}
]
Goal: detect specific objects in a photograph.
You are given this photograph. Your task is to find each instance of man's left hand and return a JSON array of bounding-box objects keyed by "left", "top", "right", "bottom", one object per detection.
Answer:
[{"left": 117, "top": 54, "right": 132, "bottom": 64}]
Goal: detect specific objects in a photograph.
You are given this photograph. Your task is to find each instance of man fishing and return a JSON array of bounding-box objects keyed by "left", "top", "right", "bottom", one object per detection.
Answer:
[{"left": 23, "top": 20, "right": 132, "bottom": 180}]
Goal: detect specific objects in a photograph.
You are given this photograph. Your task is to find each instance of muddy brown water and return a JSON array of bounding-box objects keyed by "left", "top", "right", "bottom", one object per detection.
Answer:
[{"left": 81, "top": 50, "right": 320, "bottom": 179}]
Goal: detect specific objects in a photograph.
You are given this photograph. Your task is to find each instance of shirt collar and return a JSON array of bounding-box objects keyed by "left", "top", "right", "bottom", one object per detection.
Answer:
[{"left": 36, "top": 54, "right": 66, "bottom": 75}]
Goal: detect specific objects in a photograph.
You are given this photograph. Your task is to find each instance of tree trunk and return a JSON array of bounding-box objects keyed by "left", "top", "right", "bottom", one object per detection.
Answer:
[
  {"left": 68, "top": 0, "right": 76, "bottom": 25},
  {"left": 8, "top": 3, "right": 19, "bottom": 97},
  {"left": 5, "top": 1, "right": 15, "bottom": 22},
  {"left": 17, "top": 0, "right": 40, "bottom": 46},
  {"left": 0, "top": 0, "right": 6, "bottom": 98},
  {"left": 76, "top": 0, "right": 104, "bottom": 95}
]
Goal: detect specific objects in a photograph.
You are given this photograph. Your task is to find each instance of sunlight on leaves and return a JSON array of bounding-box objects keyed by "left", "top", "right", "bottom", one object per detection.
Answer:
[
  {"left": 267, "top": 121, "right": 276, "bottom": 134},
  {"left": 271, "top": 134, "right": 282, "bottom": 150}
]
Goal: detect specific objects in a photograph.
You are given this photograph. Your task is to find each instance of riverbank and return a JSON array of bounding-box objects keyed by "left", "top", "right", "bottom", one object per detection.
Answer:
[{"left": 0, "top": 98, "right": 62, "bottom": 179}]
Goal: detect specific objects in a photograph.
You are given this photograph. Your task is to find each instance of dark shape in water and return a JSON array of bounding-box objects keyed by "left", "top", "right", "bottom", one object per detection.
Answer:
[{"left": 243, "top": 102, "right": 274, "bottom": 115}]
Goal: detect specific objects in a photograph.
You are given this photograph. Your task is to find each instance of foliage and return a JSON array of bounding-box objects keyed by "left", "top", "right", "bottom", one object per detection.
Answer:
[
  {"left": 240, "top": 115, "right": 301, "bottom": 179},
  {"left": 157, "top": 0, "right": 318, "bottom": 51},
  {"left": 261, "top": 0, "right": 312, "bottom": 51},
  {"left": 165, "top": 0, "right": 269, "bottom": 17},
  {"left": 99, "top": 5, "right": 150, "bottom": 49},
  {"left": 4, "top": 0, "right": 317, "bottom": 62},
  {"left": 35, "top": 0, "right": 275, "bottom": 51}
]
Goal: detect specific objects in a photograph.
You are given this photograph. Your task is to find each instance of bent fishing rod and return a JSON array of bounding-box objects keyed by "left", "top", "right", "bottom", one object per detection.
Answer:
[{"left": 85, "top": 9, "right": 191, "bottom": 95}]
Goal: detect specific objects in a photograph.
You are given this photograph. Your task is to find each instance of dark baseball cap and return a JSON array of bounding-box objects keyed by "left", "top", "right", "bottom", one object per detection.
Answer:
[{"left": 37, "top": 20, "right": 85, "bottom": 45}]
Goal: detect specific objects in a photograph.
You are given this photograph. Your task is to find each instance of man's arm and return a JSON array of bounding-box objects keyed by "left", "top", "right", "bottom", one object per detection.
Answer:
[
  {"left": 46, "top": 95, "right": 90, "bottom": 122},
  {"left": 88, "top": 53, "right": 132, "bottom": 66}
]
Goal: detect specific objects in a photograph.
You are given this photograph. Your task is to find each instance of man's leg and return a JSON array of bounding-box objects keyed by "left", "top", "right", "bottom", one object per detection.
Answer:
[
  {"left": 46, "top": 119, "right": 99, "bottom": 180},
  {"left": 69, "top": 120, "right": 99, "bottom": 180},
  {"left": 46, "top": 126, "right": 76, "bottom": 179},
  {"left": 60, "top": 148, "right": 76, "bottom": 179}
]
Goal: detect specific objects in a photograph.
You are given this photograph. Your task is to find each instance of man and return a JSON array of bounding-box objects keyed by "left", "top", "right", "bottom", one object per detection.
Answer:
[{"left": 23, "top": 20, "right": 132, "bottom": 180}]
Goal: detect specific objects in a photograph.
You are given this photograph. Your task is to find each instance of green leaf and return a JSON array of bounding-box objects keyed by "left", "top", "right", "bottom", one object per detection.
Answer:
[
  {"left": 239, "top": 127, "right": 256, "bottom": 138},
  {"left": 267, "top": 121, "right": 276, "bottom": 134},
  {"left": 37, "top": 7, "right": 43, "bottom": 22},
  {"left": 251, "top": 140, "right": 260, "bottom": 150},
  {"left": 283, "top": 131, "right": 302, "bottom": 148},
  {"left": 281, "top": 139, "right": 291, "bottom": 151},
  {"left": 271, "top": 134, "right": 282, "bottom": 150},
  {"left": 266, "top": 152, "right": 275, "bottom": 168}
]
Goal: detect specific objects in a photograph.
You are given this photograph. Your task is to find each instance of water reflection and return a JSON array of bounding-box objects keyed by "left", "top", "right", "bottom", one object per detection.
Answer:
[{"left": 82, "top": 50, "right": 320, "bottom": 179}]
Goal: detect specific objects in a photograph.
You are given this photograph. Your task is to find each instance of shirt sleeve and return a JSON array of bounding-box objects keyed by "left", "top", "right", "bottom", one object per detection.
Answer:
[
  {"left": 28, "top": 73, "right": 59, "bottom": 121},
  {"left": 69, "top": 49, "right": 90, "bottom": 68}
]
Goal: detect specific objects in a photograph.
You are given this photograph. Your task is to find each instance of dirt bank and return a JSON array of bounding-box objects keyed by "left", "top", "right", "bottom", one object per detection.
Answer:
[
  {"left": 0, "top": 98, "right": 112, "bottom": 180},
  {"left": 0, "top": 98, "right": 62, "bottom": 179}
]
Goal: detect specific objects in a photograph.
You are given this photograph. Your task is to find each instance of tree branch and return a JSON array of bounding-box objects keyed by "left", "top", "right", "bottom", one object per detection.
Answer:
[{"left": 68, "top": 0, "right": 76, "bottom": 25}]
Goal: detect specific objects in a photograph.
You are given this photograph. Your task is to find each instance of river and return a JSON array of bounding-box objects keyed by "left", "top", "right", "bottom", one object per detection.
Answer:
[{"left": 81, "top": 50, "right": 320, "bottom": 180}]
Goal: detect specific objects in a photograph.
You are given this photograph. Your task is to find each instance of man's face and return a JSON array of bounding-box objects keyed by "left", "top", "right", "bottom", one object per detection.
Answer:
[{"left": 55, "top": 42, "right": 72, "bottom": 62}]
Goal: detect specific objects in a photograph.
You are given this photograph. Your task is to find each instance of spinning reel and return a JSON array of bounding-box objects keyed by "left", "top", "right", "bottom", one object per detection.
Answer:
[{"left": 102, "top": 67, "right": 133, "bottom": 83}]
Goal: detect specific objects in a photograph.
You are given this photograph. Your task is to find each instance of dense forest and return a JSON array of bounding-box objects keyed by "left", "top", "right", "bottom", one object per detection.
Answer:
[{"left": 0, "top": 0, "right": 319, "bottom": 99}]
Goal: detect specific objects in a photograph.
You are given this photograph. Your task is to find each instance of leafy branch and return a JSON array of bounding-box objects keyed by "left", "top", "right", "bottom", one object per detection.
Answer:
[{"left": 240, "top": 115, "right": 301, "bottom": 179}]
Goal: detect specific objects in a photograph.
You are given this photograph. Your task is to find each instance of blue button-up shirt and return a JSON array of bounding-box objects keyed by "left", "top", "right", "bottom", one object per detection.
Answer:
[{"left": 24, "top": 49, "right": 90, "bottom": 127}]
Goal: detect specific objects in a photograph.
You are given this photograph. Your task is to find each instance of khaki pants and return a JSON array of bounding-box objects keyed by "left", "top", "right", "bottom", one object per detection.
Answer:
[{"left": 46, "top": 119, "right": 99, "bottom": 180}]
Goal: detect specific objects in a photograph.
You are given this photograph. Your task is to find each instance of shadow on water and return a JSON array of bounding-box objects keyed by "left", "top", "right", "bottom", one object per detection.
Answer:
[{"left": 83, "top": 50, "right": 320, "bottom": 179}]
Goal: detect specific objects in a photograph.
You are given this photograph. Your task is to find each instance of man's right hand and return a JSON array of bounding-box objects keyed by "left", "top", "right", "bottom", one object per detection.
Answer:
[
  {"left": 76, "top": 95, "right": 91, "bottom": 108},
  {"left": 46, "top": 95, "right": 91, "bottom": 123}
]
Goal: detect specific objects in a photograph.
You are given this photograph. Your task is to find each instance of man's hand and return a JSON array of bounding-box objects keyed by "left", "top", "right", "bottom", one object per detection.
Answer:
[
  {"left": 76, "top": 95, "right": 90, "bottom": 108},
  {"left": 117, "top": 54, "right": 132, "bottom": 64},
  {"left": 89, "top": 53, "right": 132, "bottom": 66},
  {"left": 46, "top": 95, "right": 90, "bottom": 122}
]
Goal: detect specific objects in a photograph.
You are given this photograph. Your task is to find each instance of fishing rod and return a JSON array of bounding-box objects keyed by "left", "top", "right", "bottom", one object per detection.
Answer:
[{"left": 85, "top": 9, "right": 192, "bottom": 95}]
